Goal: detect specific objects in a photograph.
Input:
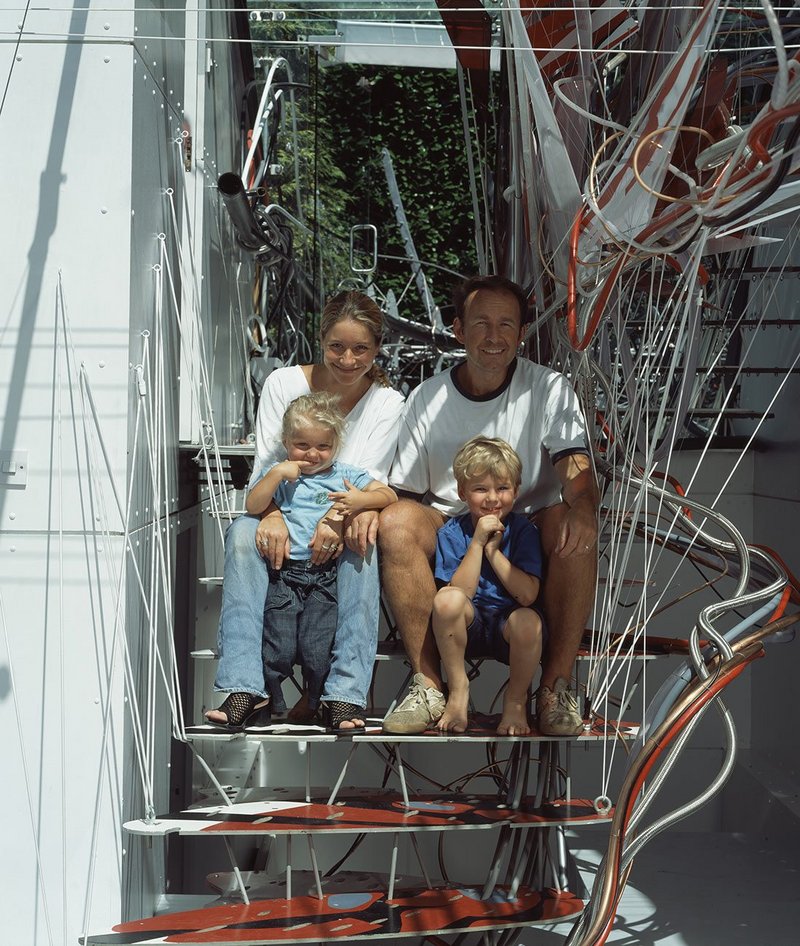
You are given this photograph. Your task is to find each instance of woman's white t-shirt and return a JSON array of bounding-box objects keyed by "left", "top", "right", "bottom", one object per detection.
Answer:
[{"left": 250, "top": 365, "right": 405, "bottom": 487}]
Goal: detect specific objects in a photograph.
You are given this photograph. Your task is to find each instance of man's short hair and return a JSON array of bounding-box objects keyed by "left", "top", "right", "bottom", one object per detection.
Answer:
[
  {"left": 453, "top": 437, "right": 523, "bottom": 489},
  {"left": 452, "top": 275, "right": 531, "bottom": 327}
]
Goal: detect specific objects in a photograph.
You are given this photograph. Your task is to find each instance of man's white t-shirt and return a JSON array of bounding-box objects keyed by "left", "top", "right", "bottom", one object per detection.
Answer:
[
  {"left": 251, "top": 365, "right": 406, "bottom": 487},
  {"left": 390, "top": 359, "right": 587, "bottom": 516}
]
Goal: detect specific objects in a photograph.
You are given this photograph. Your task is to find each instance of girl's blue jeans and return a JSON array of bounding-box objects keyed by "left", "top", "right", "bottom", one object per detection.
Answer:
[{"left": 214, "top": 513, "right": 380, "bottom": 708}]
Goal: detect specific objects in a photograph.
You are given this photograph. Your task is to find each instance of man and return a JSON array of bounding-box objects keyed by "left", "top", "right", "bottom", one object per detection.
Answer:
[{"left": 379, "top": 274, "right": 597, "bottom": 735}]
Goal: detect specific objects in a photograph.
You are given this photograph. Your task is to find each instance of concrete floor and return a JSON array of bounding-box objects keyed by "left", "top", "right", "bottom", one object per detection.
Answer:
[{"left": 534, "top": 829, "right": 800, "bottom": 946}]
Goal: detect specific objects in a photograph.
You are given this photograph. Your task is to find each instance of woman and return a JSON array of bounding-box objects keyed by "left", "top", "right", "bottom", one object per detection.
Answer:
[{"left": 206, "top": 291, "right": 405, "bottom": 730}]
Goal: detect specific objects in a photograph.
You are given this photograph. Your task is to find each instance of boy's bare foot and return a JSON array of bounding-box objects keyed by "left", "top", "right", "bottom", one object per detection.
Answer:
[
  {"left": 497, "top": 697, "right": 531, "bottom": 736},
  {"left": 436, "top": 687, "right": 469, "bottom": 733}
]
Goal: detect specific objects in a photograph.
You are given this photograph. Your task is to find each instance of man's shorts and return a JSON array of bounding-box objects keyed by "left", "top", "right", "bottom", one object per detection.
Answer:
[{"left": 464, "top": 603, "right": 546, "bottom": 666}]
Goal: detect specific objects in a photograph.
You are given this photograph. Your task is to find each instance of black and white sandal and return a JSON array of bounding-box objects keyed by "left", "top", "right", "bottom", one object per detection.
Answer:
[
  {"left": 323, "top": 701, "right": 366, "bottom": 731},
  {"left": 205, "top": 692, "right": 270, "bottom": 731}
]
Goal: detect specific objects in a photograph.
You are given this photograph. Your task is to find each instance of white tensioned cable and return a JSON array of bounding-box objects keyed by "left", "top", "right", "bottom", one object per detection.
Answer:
[
  {"left": 154, "top": 266, "right": 188, "bottom": 739},
  {"left": 0, "top": 589, "right": 56, "bottom": 946},
  {"left": 589, "top": 248, "right": 720, "bottom": 790},
  {"left": 153, "top": 266, "right": 185, "bottom": 737},
  {"left": 77, "top": 367, "right": 187, "bottom": 937},
  {"left": 159, "top": 212, "right": 230, "bottom": 544},
  {"left": 587, "top": 258, "right": 675, "bottom": 672},
  {"left": 682, "top": 219, "right": 800, "bottom": 499},
  {"left": 615, "top": 228, "right": 800, "bottom": 617},
  {"left": 55, "top": 271, "right": 68, "bottom": 945},
  {"left": 457, "top": 63, "right": 487, "bottom": 275},
  {"left": 205, "top": 156, "right": 252, "bottom": 428},
  {"left": 168, "top": 176, "right": 237, "bottom": 529},
  {"left": 136, "top": 314, "right": 187, "bottom": 741},
  {"left": 76, "top": 353, "right": 178, "bottom": 800},
  {"left": 140, "top": 342, "right": 161, "bottom": 778},
  {"left": 561, "top": 360, "right": 640, "bottom": 788},
  {"left": 10, "top": 25, "right": 800, "bottom": 56},
  {"left": 132, "top": 345, "right": 184, "bottom": 743},
  {"left": 52, "top": 283, "right": 154, "bottom": 934}
]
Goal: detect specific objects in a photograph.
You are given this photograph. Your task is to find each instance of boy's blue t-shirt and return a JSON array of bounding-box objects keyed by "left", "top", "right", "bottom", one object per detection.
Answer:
[
  {"left": 272, "top": 461, "right": 373, "bottom": 560},
  {"left": 434, "top": 512, "right": 542, "bottom": 610}
]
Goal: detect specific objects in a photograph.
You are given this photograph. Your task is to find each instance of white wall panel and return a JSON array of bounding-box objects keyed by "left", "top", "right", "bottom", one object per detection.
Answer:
[
  {"left": 0, "top": 36, "right": 134, "bottom": 536},
  {"left": 0, "top": 531, "right": 126, "bottom": 942}
]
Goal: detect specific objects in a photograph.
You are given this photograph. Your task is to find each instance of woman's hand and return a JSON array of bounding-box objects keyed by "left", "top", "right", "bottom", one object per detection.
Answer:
[
  {"left": 256, "top": 509, "right": 291, "bottom": 568},
  {"left": 309, "top": 516, "right": 345, "bottom": 565}
]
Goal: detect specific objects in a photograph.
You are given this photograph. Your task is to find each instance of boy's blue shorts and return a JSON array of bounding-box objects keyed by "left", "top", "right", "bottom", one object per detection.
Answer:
[{"left": 464, "top": 603, "right": 546, "bottom": 666}]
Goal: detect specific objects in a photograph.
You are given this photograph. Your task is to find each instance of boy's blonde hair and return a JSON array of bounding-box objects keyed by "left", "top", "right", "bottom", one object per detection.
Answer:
[
  {"left": 282, "top": 392, "right": 345, "bottom": 456},
  {"left": 452, "top": 437, "right": 522, "bottom": 489}
]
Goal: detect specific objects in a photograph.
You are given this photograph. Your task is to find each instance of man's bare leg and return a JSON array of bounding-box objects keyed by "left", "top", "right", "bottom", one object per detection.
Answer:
[
  {"left": 379, "top": 499, "right": 447, "bottom": 690},
  {"left": 535, "top": 501, "right": 596, "bottom": 689},
  {"left": 498, "top": 609, "right": 542, "bottom": 736},
  {"left": 431, "top": 587, "right": 473, "bottom": 733}
]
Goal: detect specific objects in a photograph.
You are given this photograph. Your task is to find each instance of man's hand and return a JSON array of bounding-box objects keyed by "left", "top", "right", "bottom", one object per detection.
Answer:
[
  {"left": 343, "top": 509, "right": 379, "bottom": 556},
  {"left": 473, "top": 514, "right": 504, "bottom": 549},
  {"left": 554, "top": 500, "right": 597, "bottom": 557},
  {"left": 256, "top": 511, "right": 291, "bottom": 569},
  {"left": 553, "top": 453, "right": 598, "bottom": 558}
]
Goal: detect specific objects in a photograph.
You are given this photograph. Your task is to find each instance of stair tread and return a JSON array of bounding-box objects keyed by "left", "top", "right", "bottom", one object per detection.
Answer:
[
  {"left": 124, "top": 791, "right": 612, "bottom": 837},
  {"left": 82, "top": 883, "right": 584, "bottom": 944}
]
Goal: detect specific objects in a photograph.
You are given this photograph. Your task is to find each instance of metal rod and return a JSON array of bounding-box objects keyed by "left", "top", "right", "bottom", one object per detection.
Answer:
[
  {"left": 223, "top": 837, "right": 250, "bottom": 905},
  {"left": 534, "top": 832, "right": 545, "bottom": 890},
  {"left": 504, "top": 743, "right": 520, "bottom": 807},
  {"left": 286, "top": 835, "right": 292, "bottom": 902},
  {"left": 327, "top": 742, "right": 358, "bottom": 805},
  {"left": 409, "top": 833, "right": 432, "bottom": 890},
  {"left": 307, "top": 836, "right": 324, "bottom": 900},
  {"left": 556, "top": 825, "right": 570, "bottom": 891},
  {"left": 509, "top": 828, "right": 536, "bottom": 899},
  {"left": 388, "top": 833, "right": 399, "bottom": 900},
  {"left": 306, "top": 744, "right": 312, "bottom": 803},
  {"left": 395, "top": 746, "right": 411, "bottom": 808},
  {"left": 565, "top": 741, "right": 572, "bottom": 804},
  {"left": 481, "top": 826, "right": 511, "bottom": 900},
  {"left": 533, "top": 743, "right": 549, "bottom": 809},
  {"left": 510, "top": 743, "right": 530, "bottom": 809}
]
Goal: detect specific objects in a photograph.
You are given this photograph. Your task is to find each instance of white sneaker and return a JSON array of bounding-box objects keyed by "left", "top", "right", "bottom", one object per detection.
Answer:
[
  {"left": 536, "top": 677, "right": 583, "bottom": 736},
  {"left": 382, "top": 674, "right": 446, "bottom": 734}
]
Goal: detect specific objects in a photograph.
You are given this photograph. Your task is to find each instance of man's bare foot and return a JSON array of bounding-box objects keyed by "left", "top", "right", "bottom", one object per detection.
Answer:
[
  {"left": 497, "top": 697, "right": 531, "bottom": 736},
  {"left": 436, "top": 687, "right": 469, "bottom": 733}
]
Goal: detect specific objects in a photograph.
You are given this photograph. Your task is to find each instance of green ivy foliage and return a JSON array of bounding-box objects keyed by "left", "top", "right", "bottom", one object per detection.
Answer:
[{"left": 250, "top": 12, "right": 486, "bottom": 323}]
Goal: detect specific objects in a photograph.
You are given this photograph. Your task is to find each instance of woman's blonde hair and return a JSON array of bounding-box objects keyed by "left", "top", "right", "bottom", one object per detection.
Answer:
[
  {"left": 319, "top": 290, "right": 390, "bottom": 387},
  {"left": 282, "top": 392, "right": 346, "bottom": 457},
  {"left": 452, "top": 437, "right": 522, "bottom": 489}
]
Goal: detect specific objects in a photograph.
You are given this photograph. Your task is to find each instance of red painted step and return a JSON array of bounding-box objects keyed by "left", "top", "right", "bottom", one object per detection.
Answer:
[{"left": 83, "top": 884, "right": 584, "bottom": 944}]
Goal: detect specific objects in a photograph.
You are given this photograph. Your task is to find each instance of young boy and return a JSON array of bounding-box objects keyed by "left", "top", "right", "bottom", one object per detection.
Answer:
[
  {"left": 432, "top": 437, "right": 543, "bottom": 735},
  {"left": 245, "top": 392, "right": 397, "bottom": 720}
]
